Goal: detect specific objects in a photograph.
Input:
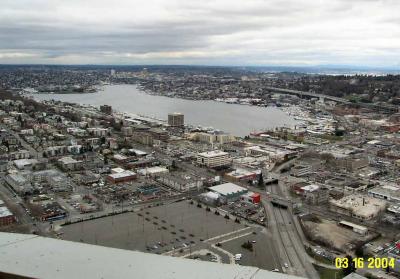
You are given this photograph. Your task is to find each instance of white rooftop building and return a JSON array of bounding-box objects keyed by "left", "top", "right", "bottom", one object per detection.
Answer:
[{"left": 209, "top": 183, "right": 248, "bottom": 202}]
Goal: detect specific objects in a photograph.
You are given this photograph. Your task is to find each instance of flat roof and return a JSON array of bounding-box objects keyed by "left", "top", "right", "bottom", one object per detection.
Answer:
[
  {"left": 301, "top": 184, "right": 320, "bottom": 192},
  {"left": 209, "top": 183, "right": 248, "bottom": 196},
  {"left": 108, "top": 170, "right": 136, "bottom": 179},
  {"left": 330, "top": 195, "right": 386, "bottom": 217},
  {"left": 111, "top": 167, "right": 125, "bottom": 173},
  {"left": 368, "top": 185, "right": 400, "bottom": 198},
  {"left": 339, "top": 220, "right": 368, "bottom": 231},
  {"left": 226, "top": 168, "right": 256, "bottom": 178},
  {"left": 113, "top": 154, "right": 128, "bottom": 160},
  {"left": 58, "top": 157, "right": 80, "bottom": 164},
  {"left": 0, "top": 233, "right": 301, "bottom": 279},
  {"left": 129, "top": 149, "right": 148, "bottom": 156},
  {"left": 198, "top": 150, "right": 228, "bottom": 158},
  {"left": 0, "top": 207, "right": 13, "bottom": 218}
]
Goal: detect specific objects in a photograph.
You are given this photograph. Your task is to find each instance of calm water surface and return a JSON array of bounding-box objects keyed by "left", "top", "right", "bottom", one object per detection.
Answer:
[{"left": 32, "top": 84, "right": 297, "bottom": 137}]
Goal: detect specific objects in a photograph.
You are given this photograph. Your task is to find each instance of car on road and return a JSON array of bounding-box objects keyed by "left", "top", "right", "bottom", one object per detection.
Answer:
[
  {"left": 284, "top": 263, "right": 289, "bottom": 268},
  {"left": 235, "top": 254, "right": 242, "bottom": 261},
  {"left": 272, "top": 269, "right": 279, "bottom": 272}
]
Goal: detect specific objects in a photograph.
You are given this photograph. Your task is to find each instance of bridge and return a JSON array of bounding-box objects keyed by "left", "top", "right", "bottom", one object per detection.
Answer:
[{"left": 265, "top": 86, "right": 398, "bottom": 113}]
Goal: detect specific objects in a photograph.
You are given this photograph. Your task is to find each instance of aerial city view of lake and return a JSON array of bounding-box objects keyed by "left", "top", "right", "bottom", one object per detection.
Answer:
[{"left": 31, "top": 84, "right": 297, "bottom": 137}]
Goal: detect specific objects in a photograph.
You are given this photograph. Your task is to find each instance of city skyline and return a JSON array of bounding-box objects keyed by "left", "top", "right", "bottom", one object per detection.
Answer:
[{"left": 1, "top": 0, "right": 400, "bottom": 67}]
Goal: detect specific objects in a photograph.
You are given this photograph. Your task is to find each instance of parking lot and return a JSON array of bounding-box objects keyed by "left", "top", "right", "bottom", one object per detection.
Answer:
[
  {"left": 60, "top": 199, "right": 246, "bottom": 254},
  {"left": 218, "top": 228, "right": 280, "bottom": 271}
]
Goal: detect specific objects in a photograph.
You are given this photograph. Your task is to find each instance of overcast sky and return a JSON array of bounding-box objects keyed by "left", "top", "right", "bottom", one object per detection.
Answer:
[{"left": 1, "top": 0, "right": 400, "bottom": 66}]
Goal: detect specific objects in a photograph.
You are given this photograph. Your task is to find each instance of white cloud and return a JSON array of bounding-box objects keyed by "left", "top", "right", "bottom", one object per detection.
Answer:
[{"left": 0, "top": 0, "right": 399, "bottom": 66}]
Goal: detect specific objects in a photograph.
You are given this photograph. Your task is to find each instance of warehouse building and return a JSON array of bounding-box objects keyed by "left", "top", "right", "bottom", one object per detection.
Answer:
[{"left": 208, "top": 183, "right": 248, "bottom": 203}]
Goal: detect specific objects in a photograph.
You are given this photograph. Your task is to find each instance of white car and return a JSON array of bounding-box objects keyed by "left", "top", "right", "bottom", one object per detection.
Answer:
[
  {"left": 235, "top": 254, "right": 242, "bottom": 261},
  {"left": 284, "top": 263, "right": 289, "bottom": 268}
]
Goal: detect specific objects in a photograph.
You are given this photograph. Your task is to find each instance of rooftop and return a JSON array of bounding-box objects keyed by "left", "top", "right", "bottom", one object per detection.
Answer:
[
  {"left": 0, "top": 207, "right": 13, "bottom": 218},
  {"left": 108, "top": 170, "right": 136, "bottom": 179},
  {"left": 198, "top": 150, "right": 228, "bottom": 158},
  {"left": 368, "top": 185, "right": 400, "bottom": 201},
  {"left": 58, "top": 157, "right": 80, "bottom": 165},
  {"left": 330, "top": 195, "right": 387, "bottom": 217},
  {"left": 209, "top": 182, "right": 248, "bottom": 196},
  {"left": 0, "top": 232, "right": 301, "bottom": 279}
]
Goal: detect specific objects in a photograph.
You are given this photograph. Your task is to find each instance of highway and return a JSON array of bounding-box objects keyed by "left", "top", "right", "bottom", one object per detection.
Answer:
[
  {"left": 265, "top": 86, "right": 398, "bottom": 113},
  {"left": 262, "top": 175, "right": 319, "bottom": 278}
]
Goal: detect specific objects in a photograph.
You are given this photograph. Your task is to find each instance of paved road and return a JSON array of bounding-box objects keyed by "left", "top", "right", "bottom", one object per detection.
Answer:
[{"left": 261, "top": 176, "right": 319, "bottom": 279}]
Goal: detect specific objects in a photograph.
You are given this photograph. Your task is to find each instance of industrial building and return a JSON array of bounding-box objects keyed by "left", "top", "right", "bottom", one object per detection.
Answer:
[
  {"left": 208, "top": 183, "right": 248, "bottom": 203},
  {"left": 168, "top": 112, "right": 184, "bottom": 127},
  {"left": 197, "top": 150, "right": 231, "bottom": 168},
  {"left": 329, "top": 194, "right": 387, "bottom": 221}
]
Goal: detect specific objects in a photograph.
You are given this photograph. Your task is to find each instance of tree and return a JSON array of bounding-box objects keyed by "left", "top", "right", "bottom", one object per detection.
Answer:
[
  {"left": 342, "top": 255, "right": 356, "bottom": 276},
  {"left": 170, "top": 160, "right": 178, "bottom": 171},
  {"left": 258, "top": 173, "right": 264, "bottom": 188}
]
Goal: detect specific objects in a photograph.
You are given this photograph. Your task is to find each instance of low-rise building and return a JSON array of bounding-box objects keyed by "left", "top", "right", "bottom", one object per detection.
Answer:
[
  {"left": 208, "top": 183, "right": 248, "bottom": 203},
  {"left": 368, "top": 184, "right": 400, "bottom": 203},
  {"left": 338, "top": 221, "right": 368, "bottom": 235},
  {"left": 191, "top": 132, "right": 235, "bottom": 145},
  {"left": 291, "top": 164, "right": 312, "bottom": 177},
  {"left": 0, "top": 204, "right": 16, "bottom": 226},
  {"left": 87, "top": 127, "right": 108, "bottom": 137},
  {"left": 303, "top": 185, "right": 329, "bottom": 205},
  {"left": 329, "top": 194, "right": 387, "bottom": 221},
  {"left": 57, "top": 157, "right": 83, "bottom": 171},
  {"left": 106, "top": 170, "right": 137, "bottom": 184},
  {"left": 137, "top": 166, "right": 169, "bottom": 177},
  {"left": 4, "top": 173, "right": 33, "bottom": 195},
  {"left": 197, "top": 150, "right": 231, "bottom": 168},
  {"left": 156, "top": 173, "right": 202, "bottom": 192},
  {"left": 224, "top": 168, "right": 258, "bottom": 183},
  {"left": 240, "top": 192, "right": 261, "bottom": 204}
]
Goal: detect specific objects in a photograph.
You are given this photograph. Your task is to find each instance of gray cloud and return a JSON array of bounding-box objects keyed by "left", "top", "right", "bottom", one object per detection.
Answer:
[{"left": 0, "top": 0, "right": 399, "bottom": 66}]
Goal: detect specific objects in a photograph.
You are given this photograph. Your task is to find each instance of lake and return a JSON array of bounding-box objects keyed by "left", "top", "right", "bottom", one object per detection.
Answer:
[{"left": 31, "top": 84, "right": 297, "bottom": 137}]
